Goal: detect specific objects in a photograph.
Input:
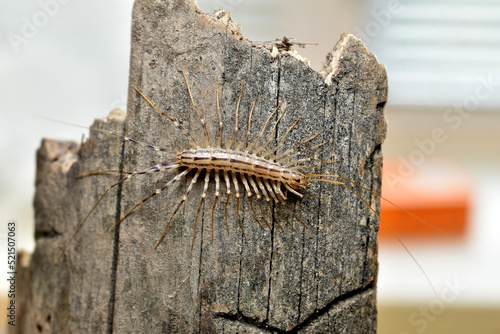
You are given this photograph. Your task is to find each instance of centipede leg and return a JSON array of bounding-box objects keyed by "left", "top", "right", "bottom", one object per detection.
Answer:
[
  {"left": 224, "top": 193, "right": 231, "bottom": 236},
  {"left": 112, "top": 166, "right": 186, "bottom": 230},
  {"left": 244, "top": 100, "right": 283, "bottom": 153},
  {"left": 263, "top": 179, "right": 291, "bottom": 230},
  {"left": 284, "top": 182, "right": 304, "bottom": 198},
  {"left": 272, "top": 181, "right": 287, "bottom": 201},
  {"left": 258, "top": 199, "right": 272, "bottom": 230},
  {"left": 241, "top": 175, "right": 265, "bottom": 230},
  {"left": 246, "top": 175, "right": 270, "bottom": 229},
  {"left": 270, "top": 182, "right": 304, "bottom": 229},
  {"left": 260, "top": 116, "right": 301, "bottom": 158},
  {"left": 182, "top": 71, "right": 211, "bottom": 147},
  {"left": 134, "top": 87, "right": 200, "bottom": 148},
  {"left": 211, "top": 170, "right": 220, "bottom": 241},
  {"left": 268, "top": 133, "right": 320, "bottom": 162},
  {"left": 192, "top": 170, "right": 210, "bottom": 250},
  {"left": 226, "top": 83, "right": 244, "bottom": 149},
  {"left": 257, "top": 178, "right": 283, "bottom": 231},
  {"left": 248, "top": 196, "right": 265, "bottom": 230},
  {"left": 267, "top": 200, "right": 284, "bottom": 231},
  {"left": 155, "top": 169, "right": 201, "bottom": 249},
  {"left": 223, "top": 171, "right": 231, "bottom": 236},
  {"left": 277, "top": 202, "right": 295, "bottom": 231},
  {"left": 52, "top": 163, "right": 181, "bottom": 271},
  {"left": 215, "top": 77, "right": 223, "bottom": 148},
  {"left": 235, "top": 94, "right": 258, "bottom": 151},
  {"left": 252, "top": 105, "right": 288, "bottom": 155},
  {"left": 282, "top": 202, "right": 308, "bottom": 229},
  {"left": 76, "top": 169, "right": 134, "bottom": 178},
  {"left": 192, "top": 197, "right": 204, "bottom": 250},
  {"left": 232, "top": 172, "right": 245, "bottom": 236},
  {"left": 278, "top": 141, "right": 328, "bottom": 166}
]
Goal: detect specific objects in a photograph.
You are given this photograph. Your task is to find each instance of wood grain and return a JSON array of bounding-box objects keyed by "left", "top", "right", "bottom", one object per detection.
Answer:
[{"left": 16, "top": 1, "right": 387, "bottom": 332}]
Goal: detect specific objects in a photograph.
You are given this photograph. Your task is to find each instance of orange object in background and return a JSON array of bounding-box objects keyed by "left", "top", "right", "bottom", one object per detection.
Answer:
[{"left": 379, "top": 158, "right": 473, "bottom": 242}]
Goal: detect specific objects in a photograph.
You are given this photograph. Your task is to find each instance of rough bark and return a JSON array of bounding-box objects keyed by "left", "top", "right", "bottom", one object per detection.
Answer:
[{"left": 16, "top": 0, "right": 387, "bottom": 333}]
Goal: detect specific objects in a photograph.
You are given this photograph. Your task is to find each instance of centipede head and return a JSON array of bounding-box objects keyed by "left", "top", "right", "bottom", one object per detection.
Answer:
[{"left": 291, "top": 170, "right": 305, "bottom": 189}]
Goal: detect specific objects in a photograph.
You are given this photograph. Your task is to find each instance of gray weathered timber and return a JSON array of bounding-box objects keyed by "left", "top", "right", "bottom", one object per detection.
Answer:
[
  {"left": 17, "top": 0, "right": 387, "bottom": 333},
  {"left": 15, "top": 110, "right": 126, "bottom": 333}
]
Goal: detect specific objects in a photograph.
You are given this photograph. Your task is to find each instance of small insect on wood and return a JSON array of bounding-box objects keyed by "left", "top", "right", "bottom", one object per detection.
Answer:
[
  {"left": 26, "top": 36, "right": 410, "bottom": 333},
  {"left": 18, "top": 4, "right": 395, "bottom": 330},
  {"left": 52, "top": 72, "right": 338, "bottom": 255},
  {"left": 53, "top": 70, "right": 394, "bottom": 265}
]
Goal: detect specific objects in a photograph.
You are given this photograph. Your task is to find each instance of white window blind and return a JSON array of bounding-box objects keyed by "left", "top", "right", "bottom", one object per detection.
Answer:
[{"left": 368, "top": 0, "right": 500, "bottom": 107}]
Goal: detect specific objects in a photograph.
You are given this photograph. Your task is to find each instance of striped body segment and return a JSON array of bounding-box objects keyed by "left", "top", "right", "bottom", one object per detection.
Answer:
[{"left": 176, "top": 148, "right": 304, "bottom": 188}]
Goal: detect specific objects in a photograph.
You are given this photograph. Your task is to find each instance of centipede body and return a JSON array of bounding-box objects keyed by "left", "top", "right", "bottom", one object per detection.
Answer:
[{"left": 103, "top": 71, "right": 323, "bottom": 249}]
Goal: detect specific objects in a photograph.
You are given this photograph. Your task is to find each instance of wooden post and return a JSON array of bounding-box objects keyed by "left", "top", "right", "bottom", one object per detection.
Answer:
[{"left": 16, "top": 0, "right": 387, "bottom": 332}]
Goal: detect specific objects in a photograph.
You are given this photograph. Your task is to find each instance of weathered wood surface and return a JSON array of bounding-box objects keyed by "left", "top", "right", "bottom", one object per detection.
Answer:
[{"left": 16, "top": 0, "right": 387, "bottom": 333}]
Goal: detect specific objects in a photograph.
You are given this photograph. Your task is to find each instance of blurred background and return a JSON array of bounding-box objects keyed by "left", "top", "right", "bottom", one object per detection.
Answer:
[{"left": 1, "top": 0, "right": 499, "bottom": 332}]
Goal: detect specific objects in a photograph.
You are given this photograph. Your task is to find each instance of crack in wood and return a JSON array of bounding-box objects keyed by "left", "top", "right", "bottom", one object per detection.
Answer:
[{"left": 213, "top": 281, "right": 376, "bottom": 333}]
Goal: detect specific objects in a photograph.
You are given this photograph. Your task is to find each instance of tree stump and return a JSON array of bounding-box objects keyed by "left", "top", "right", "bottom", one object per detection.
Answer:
[{"left": 16, "top": 0, "right": 387, "bottom": 333}]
